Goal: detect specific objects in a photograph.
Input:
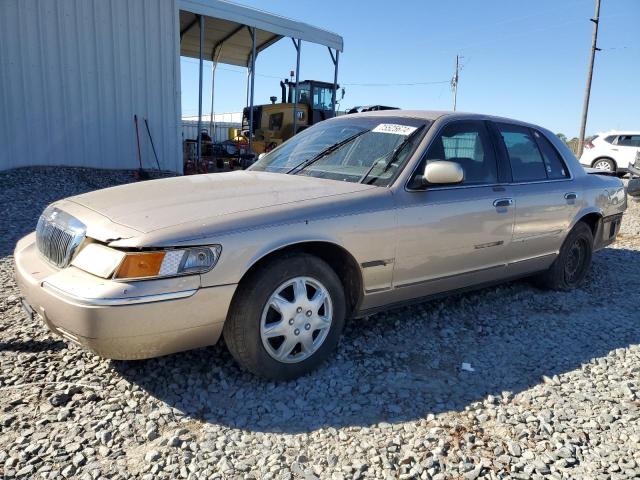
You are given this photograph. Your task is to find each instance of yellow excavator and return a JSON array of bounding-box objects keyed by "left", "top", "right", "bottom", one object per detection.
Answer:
[{"left": 242, "top": 79, "right": 342, "bottom": 154}]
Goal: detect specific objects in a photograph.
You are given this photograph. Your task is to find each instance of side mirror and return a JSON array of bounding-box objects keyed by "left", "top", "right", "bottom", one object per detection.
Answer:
[{"left": 423, "top": 160, "right": 464, "bottom": 185}]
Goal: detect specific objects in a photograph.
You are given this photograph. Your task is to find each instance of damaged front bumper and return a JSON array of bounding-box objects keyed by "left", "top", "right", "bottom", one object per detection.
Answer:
[{"left": 14, "top": 232, "right": 236, "bottom": 360}]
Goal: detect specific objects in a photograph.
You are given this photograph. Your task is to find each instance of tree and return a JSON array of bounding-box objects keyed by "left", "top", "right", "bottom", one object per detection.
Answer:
[
  {"left": 567, "top": 137, "right": 580, "bottom": 155},
  {"left": 556, "top": 133, "right": 568, "bottom": 143}
]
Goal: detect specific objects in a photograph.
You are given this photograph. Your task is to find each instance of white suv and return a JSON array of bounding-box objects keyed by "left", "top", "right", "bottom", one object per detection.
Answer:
[{"left": 580, "top": 131, "right": 640, "bottom": 175}]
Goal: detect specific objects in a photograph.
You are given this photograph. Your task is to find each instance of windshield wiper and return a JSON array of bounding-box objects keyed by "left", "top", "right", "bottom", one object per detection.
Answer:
[
  {"left": 286, "top": 130, "right": 369, "bottom": 174},
  {"left": 359, "top": 125, "right": 425, "bottom": 184}
]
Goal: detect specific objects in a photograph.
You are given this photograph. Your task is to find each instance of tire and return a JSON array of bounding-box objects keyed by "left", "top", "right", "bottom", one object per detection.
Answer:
[
  {"left": 591, "top": 157, "right": 616, "bottom": 172},
  {"left": 223, "top": 253, "right": 346, "bottom": 380},
  {"left": 533, "top": 222, "right": 594, "bottom": 291}
]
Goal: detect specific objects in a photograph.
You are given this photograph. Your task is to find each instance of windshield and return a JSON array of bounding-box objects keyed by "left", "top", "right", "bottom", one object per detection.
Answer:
[{"left": 250, "top": 117, "right": 430, "bottom": 186}]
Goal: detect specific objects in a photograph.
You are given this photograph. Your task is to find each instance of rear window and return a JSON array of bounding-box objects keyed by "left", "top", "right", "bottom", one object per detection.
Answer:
[
  {"left": 604, "top": 135, "right": 617, "bottom": 144},
  {"left": 497, "top": 124, "right": 547, "bottom": 182},
  {"left": 532, "top": 130, "right": 569, "bottom": 179}
]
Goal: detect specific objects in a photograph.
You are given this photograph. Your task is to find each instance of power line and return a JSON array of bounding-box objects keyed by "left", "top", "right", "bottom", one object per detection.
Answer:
[
  {"left": 598, "top": 45, "right": 636, "bottom": 51},
  {"left": 340, "top": 80, "right": 450, "bottom": 87},
  {"left": 182, "top": 58, "right": 450, "bottom": 87}
]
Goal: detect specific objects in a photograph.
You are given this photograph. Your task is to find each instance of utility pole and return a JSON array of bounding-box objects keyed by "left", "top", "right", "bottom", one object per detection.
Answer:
[
  {"left": 452, "top": 55, "right": 460, "bottom": 111},
  {"left": 578, "top": 0, "right": 602, "bottom": 158}
]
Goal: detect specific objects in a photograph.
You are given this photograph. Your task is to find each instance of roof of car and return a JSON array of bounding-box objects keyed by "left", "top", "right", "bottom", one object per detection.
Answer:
[
  {"left": 598, "top": 130, "right": 640, "bottom": 136},
  {"left": 341, "top": 110, "right": 540, "bottom": 128},
  {"left": 344, "top": 110, "right": 448, "bottom": 120}
]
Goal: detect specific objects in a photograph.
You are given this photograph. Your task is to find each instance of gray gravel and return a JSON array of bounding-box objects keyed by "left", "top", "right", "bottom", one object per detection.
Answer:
[{"left": 1, "top": 167, "right": 639, "bottom": 479}]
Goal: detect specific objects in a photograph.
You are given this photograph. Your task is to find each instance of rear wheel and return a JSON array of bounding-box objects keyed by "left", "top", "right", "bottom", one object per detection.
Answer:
[
  {"left": 223, "top": 253, "right": 346, "bottom": 380},
  {"left": 533, "top": 222, "right": 593, "bottom": 291},
  {"left": 592, "top": 158, "right": 615, "bottom": 172}
]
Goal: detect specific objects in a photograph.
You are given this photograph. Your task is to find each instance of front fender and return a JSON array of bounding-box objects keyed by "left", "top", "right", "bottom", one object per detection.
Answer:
[{"left": 242, "top": 234, "right": 349, "bottom": 278}]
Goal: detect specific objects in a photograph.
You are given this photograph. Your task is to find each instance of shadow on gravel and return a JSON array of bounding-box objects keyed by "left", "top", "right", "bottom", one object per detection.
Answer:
[
  {"left": 113, "top": 246, "right": 640, "bottom": 434},
  {"left": 0, "top": 338, "right": 67, "bottom": 353}
]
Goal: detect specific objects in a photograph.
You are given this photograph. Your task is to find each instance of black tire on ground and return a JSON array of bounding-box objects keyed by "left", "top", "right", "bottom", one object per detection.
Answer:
[
  {"left": 533, "top": 221, "right": 594, "bottom": 291},
  {"left": 591, "top": 157, "right": 616, "bottom": 172},
  {"left": 223, "top": 253, "right": 346, "bottom": 381}
]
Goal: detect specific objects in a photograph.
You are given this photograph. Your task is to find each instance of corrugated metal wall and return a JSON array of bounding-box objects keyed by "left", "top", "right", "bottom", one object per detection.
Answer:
[{"left": 0, "top": 0, "right": 182, "bottom": 173}]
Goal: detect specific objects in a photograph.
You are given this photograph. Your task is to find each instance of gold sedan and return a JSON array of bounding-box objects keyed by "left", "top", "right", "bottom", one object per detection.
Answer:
[{"left": 15, "top": 111, "right": 626, "bottom": 379}]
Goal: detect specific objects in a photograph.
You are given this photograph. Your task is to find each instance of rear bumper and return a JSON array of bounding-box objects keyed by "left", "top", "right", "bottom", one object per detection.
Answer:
[
  {"left": 627, "top": 178, "right": 640, "bottom": 197},
  {"left": 594, "top": 213, "right": 624, "bottom": 251},
  {"left": 14, "top": 233, "right": 236, "bottom": 360}
]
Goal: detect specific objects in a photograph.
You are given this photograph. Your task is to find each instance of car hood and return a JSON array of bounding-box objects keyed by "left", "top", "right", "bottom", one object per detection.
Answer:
[{"left": 68, "top": 171, "right": 376, "bottom": 234}]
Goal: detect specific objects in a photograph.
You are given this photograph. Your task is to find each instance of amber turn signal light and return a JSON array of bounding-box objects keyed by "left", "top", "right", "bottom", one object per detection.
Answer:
[{"left": 114, "top": 252, "right": 165, "bottom": 279}]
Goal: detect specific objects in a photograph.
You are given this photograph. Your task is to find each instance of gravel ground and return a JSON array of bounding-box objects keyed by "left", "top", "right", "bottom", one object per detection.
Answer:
[{"left": 1, "top": 167, "right": 639, "bottom": 480}]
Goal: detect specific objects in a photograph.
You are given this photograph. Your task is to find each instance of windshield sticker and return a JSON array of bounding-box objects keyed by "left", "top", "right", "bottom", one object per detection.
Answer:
[{"left": 372, "top": 124, "right": 418, "bottom": 136}]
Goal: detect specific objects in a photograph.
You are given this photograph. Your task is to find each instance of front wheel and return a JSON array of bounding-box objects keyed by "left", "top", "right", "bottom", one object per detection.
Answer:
[
  {"left": 533, "top": 221, "right": 594, "bottom": 291},
  {"left": 223, "top": 253, "right": 346, "bottom": 380}
]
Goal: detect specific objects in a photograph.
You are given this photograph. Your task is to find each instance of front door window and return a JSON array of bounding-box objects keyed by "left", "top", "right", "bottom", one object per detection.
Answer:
[{"left": 410, "top": 120, "right": 498, "bottom": 187}]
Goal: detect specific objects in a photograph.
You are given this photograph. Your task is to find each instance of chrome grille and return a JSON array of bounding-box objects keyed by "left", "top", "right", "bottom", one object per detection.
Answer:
[{"left": 35, "top": 208, "right": 86, "bottom": 268}]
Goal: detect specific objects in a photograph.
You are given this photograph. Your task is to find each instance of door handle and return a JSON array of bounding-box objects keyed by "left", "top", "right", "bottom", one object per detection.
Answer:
[
  {"left": 493, "top": 198, "right": 513, "bottom": 208},
  {"left": 564, "top": 192, "right": 577, "bottom": 201}
]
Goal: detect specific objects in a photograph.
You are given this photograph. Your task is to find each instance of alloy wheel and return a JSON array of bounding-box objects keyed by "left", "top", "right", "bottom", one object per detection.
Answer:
[{"left": 593, "top": 159, "right": 613, "bottom": 171}]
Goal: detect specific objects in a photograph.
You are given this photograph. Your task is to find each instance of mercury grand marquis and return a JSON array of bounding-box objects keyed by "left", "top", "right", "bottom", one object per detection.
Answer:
[{"left": 15, "top": 111, "right": 626, "bottom": 379}]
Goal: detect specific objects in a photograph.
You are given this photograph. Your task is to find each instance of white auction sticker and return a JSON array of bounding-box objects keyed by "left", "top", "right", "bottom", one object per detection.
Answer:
[{"left": 372, "top": 123, "right": 418, "bottom": 135}]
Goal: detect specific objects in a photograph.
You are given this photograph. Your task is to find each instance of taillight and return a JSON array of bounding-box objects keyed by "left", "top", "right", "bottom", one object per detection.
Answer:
[{"left": 585, "top": 141, "right": 594, "bottom": 149}]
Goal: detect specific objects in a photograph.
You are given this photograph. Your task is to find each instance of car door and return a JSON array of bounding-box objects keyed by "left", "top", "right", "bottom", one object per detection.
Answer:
[
  {"left": 390, "top": 120, "right": 515, "bottom": 303},
  {"left": 613, "top": 134, "right": 640, "bottom": 169},
  {"left": 492, "top": 122, "right": 580, "bottom": 275}
]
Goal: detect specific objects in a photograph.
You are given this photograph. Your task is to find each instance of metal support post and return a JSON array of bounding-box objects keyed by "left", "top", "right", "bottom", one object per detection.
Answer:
[
  {"left": 292, "top": 38, "right": 301, "bottom": 135},
  {"left": 328, "top": 47, "right": 339, "bottom": 114},
  {"left": 209, "top": 62, "right": 216, "bottom": 140},
  {"left": 196, "top": 15, "right": 204, "bottom": 170},
  {"left": 248, "top": 27, "right": 256, "bottom": 155}
]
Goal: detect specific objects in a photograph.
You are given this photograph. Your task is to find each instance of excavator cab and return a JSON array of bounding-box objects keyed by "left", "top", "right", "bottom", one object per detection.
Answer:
[
  {"left": 242, "top": 79, "right": 341, "bottom": 154},
  {"left": 287, "top": 80, "right": 336, "bottom": 125}
]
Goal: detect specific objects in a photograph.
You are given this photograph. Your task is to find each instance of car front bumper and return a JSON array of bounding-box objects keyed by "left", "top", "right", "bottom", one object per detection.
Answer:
[{"left": 14, "top": 233, "right": 236, "bottom": 360}]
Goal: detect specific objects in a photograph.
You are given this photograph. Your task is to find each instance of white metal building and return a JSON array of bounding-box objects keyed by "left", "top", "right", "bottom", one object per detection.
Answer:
[{"left": 0, "top": 0, "right": 343, "bottom": 173}]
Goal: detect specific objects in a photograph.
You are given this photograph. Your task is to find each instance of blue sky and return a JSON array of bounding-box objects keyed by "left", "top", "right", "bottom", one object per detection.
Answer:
[{"left": 180, "top": 0, "right": 639, "bottom": 138}]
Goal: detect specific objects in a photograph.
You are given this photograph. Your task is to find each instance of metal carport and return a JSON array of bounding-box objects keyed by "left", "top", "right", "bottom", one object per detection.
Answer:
[
  {"left": 178, "top": 0, "right": 344, "bottom": 166},
  {"left": 0, "top": 0, "right": 342, "bottom": 174}
]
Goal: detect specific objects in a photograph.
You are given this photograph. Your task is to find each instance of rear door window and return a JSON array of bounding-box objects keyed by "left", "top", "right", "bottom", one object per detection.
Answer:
[
  {"left": 532, "top": 130, "right": 569, "bottom": 179},
  {"left": 618, "top": 135, "right": 640, "bottom": 147},
  {"left": 496, "top": 124, "right": 547, "bottom": 182}
]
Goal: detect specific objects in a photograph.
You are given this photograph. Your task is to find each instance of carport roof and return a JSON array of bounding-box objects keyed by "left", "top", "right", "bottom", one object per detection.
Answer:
[{"left": 179, "top": 0, "right": 344, "bottom": 67}]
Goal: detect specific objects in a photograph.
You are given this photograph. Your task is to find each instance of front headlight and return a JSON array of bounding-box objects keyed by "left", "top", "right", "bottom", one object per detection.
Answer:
[{"left": 71, "top": 244, "right": 221, "bottom": 280}]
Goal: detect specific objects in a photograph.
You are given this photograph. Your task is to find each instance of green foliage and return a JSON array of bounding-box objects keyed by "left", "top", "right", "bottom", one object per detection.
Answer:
[
  {"left": 555, "top": 133, "right": 595, "bottom": 155},
  {"left": 556, "top": 133, "right": 567, "bottom": 142}
]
